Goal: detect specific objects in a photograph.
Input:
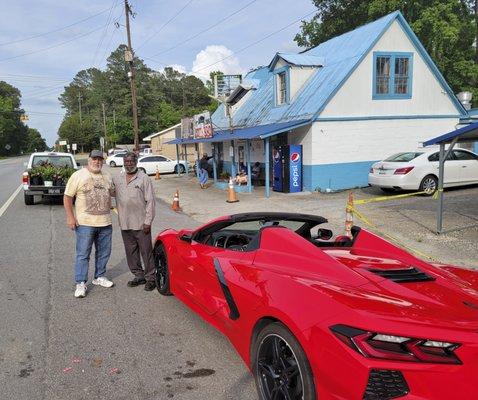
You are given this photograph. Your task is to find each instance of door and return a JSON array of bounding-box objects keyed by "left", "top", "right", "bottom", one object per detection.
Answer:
[
  {"left": 453, "top": 150, "right": 478, "bottom": 183},
  {"left": 177, "top": 242, "right": 255, "bottom": 317},
  {"left": 427, "top": 151, "right": 460, "bottom": 184},
  {"left": 155, "top": 156, "right": 171, "bottom": 173}
]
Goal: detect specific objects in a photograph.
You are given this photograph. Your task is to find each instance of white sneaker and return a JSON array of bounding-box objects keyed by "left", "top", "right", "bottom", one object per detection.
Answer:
[
  {"left": 92, "top": 276, "right": 114, "bottom": 288},
  {"left": 74, "top": 282, "right": 87, "bottom": 298}
]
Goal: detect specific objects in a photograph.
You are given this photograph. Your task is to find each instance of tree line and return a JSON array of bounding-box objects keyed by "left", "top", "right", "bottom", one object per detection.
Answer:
[
  {"left": 0, "top": 81, "right": 47, "bottom": 156},
  {"left": 58, "top": 45, "right": 219, "bottom": 152},
  {"left": 295, "top": 0, "right": 478, "bottom": 105}
]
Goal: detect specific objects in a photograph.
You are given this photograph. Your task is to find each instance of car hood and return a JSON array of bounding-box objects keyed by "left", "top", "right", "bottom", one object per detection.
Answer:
[{"left": 320, "top": 249, "right": 478, "bottom": 330}]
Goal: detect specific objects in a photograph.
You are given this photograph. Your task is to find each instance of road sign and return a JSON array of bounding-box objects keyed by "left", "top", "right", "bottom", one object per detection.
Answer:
[
  {"left": 72, "top": 143, "right": 77, "bottom": 151},
  {"left": 59, "top": 140, "right": 67, "bottom": 146},
  {"left": 5, "top": 144, "right": 11, "bottom": 151},
  {"left": 100, "top": 137, "right": 105, "bottom": 147},
  {"left": 67, "top": 144, "right": 70, "bottom": 150}
]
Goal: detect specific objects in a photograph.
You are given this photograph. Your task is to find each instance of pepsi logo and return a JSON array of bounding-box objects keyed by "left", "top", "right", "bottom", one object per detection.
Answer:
[{"left": 290, "top": 152, "right": 300, "bottom": 163}]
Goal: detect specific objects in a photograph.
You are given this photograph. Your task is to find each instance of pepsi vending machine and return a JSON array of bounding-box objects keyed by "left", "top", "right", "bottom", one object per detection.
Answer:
[{"left": 272, "top": 144, "right": 302, "bottom": 193}]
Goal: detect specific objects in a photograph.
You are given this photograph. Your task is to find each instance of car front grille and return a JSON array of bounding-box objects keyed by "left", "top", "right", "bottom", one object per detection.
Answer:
[{"left": 362, "top": 369, "right": 409, "bottom": 400}]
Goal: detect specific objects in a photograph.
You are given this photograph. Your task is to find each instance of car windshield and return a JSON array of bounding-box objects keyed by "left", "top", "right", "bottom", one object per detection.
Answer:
[
  {"left": 32, "top": 155, "right": 74, "bottom": 167},
  {"left": 384, "top": 152, "right": 423, "bottom": 162}
]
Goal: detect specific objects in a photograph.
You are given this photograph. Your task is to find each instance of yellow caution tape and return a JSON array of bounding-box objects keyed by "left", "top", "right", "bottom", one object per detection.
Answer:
[
  {"left": 354, "top": 190, "right": 428, "bottom": 205},
  {"left": 350, "top": 205, "right": 436, "bottom": 262}
]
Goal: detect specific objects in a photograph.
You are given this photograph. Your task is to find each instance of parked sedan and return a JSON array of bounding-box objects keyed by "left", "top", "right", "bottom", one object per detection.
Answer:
[
  {"left": 368, "top": 148, "right": 478, "bottom": 194},
  {"left": 137, "top": 155, "right": 187, "bottom": 175},
  {"left": 105, "top": 152, "right": 127, "bottom": 167}
]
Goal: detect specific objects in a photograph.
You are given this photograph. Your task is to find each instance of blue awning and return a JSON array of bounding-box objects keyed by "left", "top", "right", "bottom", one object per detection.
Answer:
[
  {"left": 423, "top": 121, "right": 478, "bottom": 146},
  {"left": 166, "top": 119, "right": 310, "bottom": 145}
]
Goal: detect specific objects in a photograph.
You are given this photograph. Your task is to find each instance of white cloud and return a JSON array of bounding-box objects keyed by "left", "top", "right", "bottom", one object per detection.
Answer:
[{"left": 191, "top": 45, "right": 242, "bottom": 80}]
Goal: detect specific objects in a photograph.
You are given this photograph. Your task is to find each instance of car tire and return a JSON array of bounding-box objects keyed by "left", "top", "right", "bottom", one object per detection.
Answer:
[
  {"left": 419, "top": 175, "right": 438, "bottom": 196},
  {"left": 110, "top": 161, "right": 116, "bottom": 167},
  {"left": 24, "top": 193, "right": 34, "bottom": 205},
  {"left": 252, "top": 322, "right": 316, "bottom": 400},
  {"left": 154, "top": 243, "right": 172, "bottom": 296},
  {"left": 174, "top": 164, "right": 186, "bottom": 174}
]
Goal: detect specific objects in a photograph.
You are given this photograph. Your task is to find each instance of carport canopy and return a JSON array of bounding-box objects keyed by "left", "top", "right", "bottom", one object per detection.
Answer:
[{"left": 423, "top": 120, "right": 478, "bottom": 233}]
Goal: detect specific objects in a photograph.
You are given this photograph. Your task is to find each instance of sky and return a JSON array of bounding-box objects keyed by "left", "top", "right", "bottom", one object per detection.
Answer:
[{"left": 0, "top": 0, "right": 316, "bottom": 146}]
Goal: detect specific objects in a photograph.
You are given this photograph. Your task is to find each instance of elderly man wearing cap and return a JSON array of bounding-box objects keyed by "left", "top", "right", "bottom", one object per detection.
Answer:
[{"left": 64, "top": 150, "right": 114, "bottom": 298}]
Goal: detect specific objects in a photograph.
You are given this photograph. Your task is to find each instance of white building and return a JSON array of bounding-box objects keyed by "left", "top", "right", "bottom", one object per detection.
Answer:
[{"left": 175, "top": 11, "right": 470, "bottom": 192}]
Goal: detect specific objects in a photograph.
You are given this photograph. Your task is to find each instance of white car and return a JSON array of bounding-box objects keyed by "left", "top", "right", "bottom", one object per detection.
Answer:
[
  {"left": 368, "top": 148, "right": 478, "bottom": 194},
  {"left": 106, "top": 152, "right": 127, "bottom": 167},
  {"left": 137, "top": 155, "right": 187, "bottom": 175}
]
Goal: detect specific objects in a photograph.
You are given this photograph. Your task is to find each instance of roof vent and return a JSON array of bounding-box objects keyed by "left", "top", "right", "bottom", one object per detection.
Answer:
[
  {"left": 457, "top": 91, "right": 473, "bottom": 110},
  {"left": 368, "top": 266, "right": 435, "bottom": 283}
]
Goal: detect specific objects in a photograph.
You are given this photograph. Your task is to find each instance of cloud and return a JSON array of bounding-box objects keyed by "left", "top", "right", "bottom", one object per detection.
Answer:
[{"left": 191, "top": 45, "right": 242, "bottom": 80}]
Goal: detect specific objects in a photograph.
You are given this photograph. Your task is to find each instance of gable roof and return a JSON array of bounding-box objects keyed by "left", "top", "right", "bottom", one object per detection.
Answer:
[
  {"left": 268, "top": 52, "right": 325, "bottom": 70},
  {"left": 211, "top": 11, "right": 466, "bottom": 130},
  {"left": 143, "top": 123, "right": 181, "bottom": 141}
]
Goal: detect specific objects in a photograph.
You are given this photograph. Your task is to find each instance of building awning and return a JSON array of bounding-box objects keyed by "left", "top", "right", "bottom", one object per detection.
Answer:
[
  {"left": 166, "top": 119, "right": 310, "bottom": 145},
  {"left": 423, "top": 121, "right": 478, "bottom": 146}
]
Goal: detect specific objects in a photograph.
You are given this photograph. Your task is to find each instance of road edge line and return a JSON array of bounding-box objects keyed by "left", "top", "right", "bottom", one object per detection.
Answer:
[{"left": 0, "top": 184, "right": 22, "bottom": 219}]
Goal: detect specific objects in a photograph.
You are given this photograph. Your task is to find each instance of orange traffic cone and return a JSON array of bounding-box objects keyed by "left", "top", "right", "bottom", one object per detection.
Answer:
[
  {"left": 226, "top": 177, "right": 239, "bottom": 203},
  {"left": 345, "top": 192, "right": 354, "bottom": 238},
  {"left": 155, "top": 167, "right": 161, "bottom": 180},
  {"left": 172, "top": 189, "right": 181, "bottom": 211}
]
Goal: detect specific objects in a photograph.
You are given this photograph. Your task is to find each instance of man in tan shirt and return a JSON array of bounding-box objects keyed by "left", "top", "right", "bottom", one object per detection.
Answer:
[
  {"left": 112, "top": 152, "right": 156, "bottom": 291},
  {"left": 64, "top": 150, "right": 114, "bottom": 298}
]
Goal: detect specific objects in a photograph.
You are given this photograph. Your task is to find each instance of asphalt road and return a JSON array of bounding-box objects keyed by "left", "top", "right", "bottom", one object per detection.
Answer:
[{"left": 0, "top": 157, "right": 256, "bottom": 400}]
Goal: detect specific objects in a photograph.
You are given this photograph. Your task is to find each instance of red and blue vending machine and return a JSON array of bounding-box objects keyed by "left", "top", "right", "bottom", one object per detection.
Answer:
[{"left": 272, "top": 144, "right": 302, "bottom": 193}]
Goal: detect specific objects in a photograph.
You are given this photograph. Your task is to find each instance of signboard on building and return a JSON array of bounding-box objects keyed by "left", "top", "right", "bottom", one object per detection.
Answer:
[
  {"left": 59, "top": 140, "right": 67, "bottom": 146},
  {"left": 193, "top": 112, "right": 213, "bottom": 139},
  {"left": 213, "top": 74, "right": 242, "bottom": 99},
  {"left": 181, "top": 117, "right": 194, "bottom": 139}
]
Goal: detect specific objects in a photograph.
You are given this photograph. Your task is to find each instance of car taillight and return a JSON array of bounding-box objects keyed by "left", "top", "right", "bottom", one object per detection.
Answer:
[
  {"left": 22, "top": 172, "right": 29, "bottom": 185},
  {"left": 394, "top": 166, "right": 414, "bottom": 175},
  {"left": 330, "top": 325, "right": 461, "bottom": 364}
]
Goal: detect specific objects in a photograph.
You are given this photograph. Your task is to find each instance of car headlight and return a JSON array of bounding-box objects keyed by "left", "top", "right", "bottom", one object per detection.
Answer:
[{"left": 330, "top": 324, "right": 461, "bottom": 364}]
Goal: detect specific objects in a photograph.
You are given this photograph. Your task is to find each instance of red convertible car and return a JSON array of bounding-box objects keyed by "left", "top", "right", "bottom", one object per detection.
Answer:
[{"left": 153, "top": 212, "right": 478, "bottom": 400}]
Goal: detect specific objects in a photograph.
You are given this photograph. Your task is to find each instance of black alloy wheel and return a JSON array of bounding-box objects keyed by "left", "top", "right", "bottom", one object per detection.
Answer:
[
  {"left": 174, "top": 164, "right": 186, "bottom": 174},
  {"left": 110, "top": 161, "right": 116, "bottom": 167},
  {"left": 154, "top": 243, "right": 172, "bottom": 295},
  {"left": 252, "top": 322, "right": 316, "bottom": 400},
  {"left": 419, "top": 174, "right": 438, "bottom": 196}
]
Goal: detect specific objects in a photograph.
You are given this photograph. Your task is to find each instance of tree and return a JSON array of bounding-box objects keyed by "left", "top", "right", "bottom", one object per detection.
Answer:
[
  {"left": 295, "top": 0, "right": 478, "bottom": 105},
  {"left": 25, "top": 128, "right": 47, "bottom": 152}
]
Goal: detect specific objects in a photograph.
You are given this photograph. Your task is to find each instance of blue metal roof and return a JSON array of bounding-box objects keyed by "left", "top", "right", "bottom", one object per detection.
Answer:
[
  {"left": 166, "top": 120, "right": 310, "bottom": 145},
  {"left": 268, "top": 52, "right": 325, "bottom": 69},
  {"left": 423, "top": 121, "right": 478, "bottom": 146},
  {"left": 211, "top": 11, "right": 466, "bottom": 130}
]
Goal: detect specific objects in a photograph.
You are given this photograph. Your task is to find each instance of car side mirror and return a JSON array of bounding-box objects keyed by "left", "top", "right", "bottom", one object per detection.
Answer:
[
  {"left": 179, "top": 233, "right": 192, "bottom": 243},
  {"left": 317, "top": 228, "right": 333, "bottom": 240}
]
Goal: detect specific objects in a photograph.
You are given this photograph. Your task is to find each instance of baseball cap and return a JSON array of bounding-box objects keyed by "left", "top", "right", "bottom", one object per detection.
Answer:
[{"left": 89, "top": 150, "right": 104, "bottom": 159}]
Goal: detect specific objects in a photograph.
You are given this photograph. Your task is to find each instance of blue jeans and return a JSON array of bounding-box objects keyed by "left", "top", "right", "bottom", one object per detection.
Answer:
[{"left": 74, "top": 225, "right": 112, "bottom": 283}]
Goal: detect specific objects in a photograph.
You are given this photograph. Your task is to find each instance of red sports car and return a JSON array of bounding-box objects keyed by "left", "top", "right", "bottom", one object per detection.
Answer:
[{"left": 153, "top": 212, "right": 478, "bottom": 400}]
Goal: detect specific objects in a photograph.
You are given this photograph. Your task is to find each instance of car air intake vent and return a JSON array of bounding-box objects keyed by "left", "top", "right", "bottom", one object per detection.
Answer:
[
  {"left": 368, "top": 266, "right": 435, "bottom": 283},
  {"left": 363, "top": 369, "right": 409, "bottom": 400}
]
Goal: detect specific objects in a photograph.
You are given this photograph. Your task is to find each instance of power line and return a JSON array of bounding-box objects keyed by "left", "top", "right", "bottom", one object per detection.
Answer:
[
  {"left": 0, "top": 23, "right": 110, "bottom": 63},
  {"left": 144, "top": 9, "right": 317, "bottom": 76},
  {"left": 0, "top": 6, "right": 118, "bottom": 47},
  {"left": 91, "top": 0, "right": 119, "bottom": 67},
  {"left": 149, "top": 0, "right": 259, "bottom": 58},
  {"left": 136, "top": 0, "right": 195, "bottom": 50},
  {"left": 98, "top": 8, "right": 124, "bottom": 66},
  {"left": 0, "top": 73, "right": 71, "bottom": 81}
]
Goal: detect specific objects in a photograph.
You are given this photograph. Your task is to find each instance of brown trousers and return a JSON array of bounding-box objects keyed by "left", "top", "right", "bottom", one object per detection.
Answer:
[{"left": 120, "top": 230, "right": 155, "bottom": 282}]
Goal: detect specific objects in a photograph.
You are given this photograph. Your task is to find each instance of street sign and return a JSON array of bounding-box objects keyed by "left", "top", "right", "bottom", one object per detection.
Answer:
[
  {"left": 72, "top": 143, "right": 77, "bottom": 151},
  {"left": 67, "top": 144, "right": 70, "bottom": 150},
  {"left": 59, "top": 140, "right": 67, "bottom": 146},
  {"left": 100, "top": 137, "right": 105, "bottom": 147},
  {"left": 5, "top": 144, "right": 11, "bottom": 151}
]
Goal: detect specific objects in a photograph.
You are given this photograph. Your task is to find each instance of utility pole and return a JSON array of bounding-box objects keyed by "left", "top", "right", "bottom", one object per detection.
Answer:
[
  {"left": 124, "top": 0, "right": 140, "bottom": 151},
  {"left": 78, "top": 93, "right": 82, "bottom": 125},
  {"left": 102, "top": 102, "right": 107, "bottom": 151}
]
